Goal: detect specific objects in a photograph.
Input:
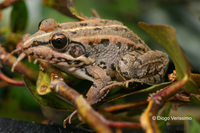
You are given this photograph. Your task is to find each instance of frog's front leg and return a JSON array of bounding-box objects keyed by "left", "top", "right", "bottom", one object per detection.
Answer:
[
  {"left": 85, "top": 65, "right": 111, "bottom": 105},
  {"left": 117, "top": 50, "right": 169, "bottom": 84},
  {"left": 64, "top": 66, "right": 111, "bottom": 124}
]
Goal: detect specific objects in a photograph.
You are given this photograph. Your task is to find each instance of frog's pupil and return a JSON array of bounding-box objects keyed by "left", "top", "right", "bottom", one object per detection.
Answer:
[
  {"left": 51, "top": 33, "right": 68, "bottom": 49},
  {"left": 54, "top": 38, "right": 63, "bottom": 45}
]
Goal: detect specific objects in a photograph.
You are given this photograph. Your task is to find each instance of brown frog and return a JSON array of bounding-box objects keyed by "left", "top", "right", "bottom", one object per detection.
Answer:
[{"left": 12, "top": 18, "right": 169, "bottom": 105}]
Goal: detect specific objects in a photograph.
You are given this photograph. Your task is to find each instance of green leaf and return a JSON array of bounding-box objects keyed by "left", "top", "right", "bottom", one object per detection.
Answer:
[
  {"left": 103, "top": 82, "right": 171, "bottom": 105},
  {"left": 185, "top": 117, "right": 200, "bottom": 133},
  {"left": 184, "top": 78, "right": 199, "bottom": 94},
  {"left": 24, "top": 77, "right": 74, "bottom": 110},
  {"left": 137, "top": 82, "right": 172, "bottom": 93},
  {"left": 36, "top": 71, "right": 51, "bottom": 95},
  {"left": 10, "top": 0, "right": 28, "bottom": 34},
  {"left": 42, "top": 0, "right": 83, "bottom": 20},
  {"left": 157, "top": 103, "right": 171, "bottom": 132},
  {"left": 138, "top": 22, "right": 199, "bottom": 94},
  {"left": 190, "top": 95, "right": 200, "bottom": 106}
]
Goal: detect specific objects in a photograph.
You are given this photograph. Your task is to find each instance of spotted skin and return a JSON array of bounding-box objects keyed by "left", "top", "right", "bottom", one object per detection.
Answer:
[{"left": 13, "top": 18, "right": 169, "bottom": 105}]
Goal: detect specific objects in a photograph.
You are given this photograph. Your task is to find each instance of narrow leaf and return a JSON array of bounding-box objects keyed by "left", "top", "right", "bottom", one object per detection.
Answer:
[
  {"left": 185, "top": 117, "right": 200, "bottom": 133},
  {"left": 10, "top": 0, "right": 28, "bottom": 34},
  {"left": 103, "top": 82, "right": 171, "bottom": 105},
  {"left": 157, "top": 103, "right": 171, "bottom": 132}
]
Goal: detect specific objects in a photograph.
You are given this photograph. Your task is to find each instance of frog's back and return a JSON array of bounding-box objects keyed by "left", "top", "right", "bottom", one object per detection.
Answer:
[
  {"left": 59, "top": 19, "right": 150, "bottom": 51},
  {"left": 58, "top": 19, "right": 152, "bottom": 78}
]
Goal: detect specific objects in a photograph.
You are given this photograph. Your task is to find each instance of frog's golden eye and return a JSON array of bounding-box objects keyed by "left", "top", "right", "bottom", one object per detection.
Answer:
[{"left": 50, "top": 33, "right": 70, "bottom": 50}]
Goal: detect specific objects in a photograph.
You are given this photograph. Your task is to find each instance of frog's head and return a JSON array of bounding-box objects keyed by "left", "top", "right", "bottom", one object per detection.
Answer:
[{"left": 12, "top": 18, "right": 94, "bottom": 72}]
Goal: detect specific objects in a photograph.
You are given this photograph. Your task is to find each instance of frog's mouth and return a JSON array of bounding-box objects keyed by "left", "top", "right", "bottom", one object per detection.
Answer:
[{"left": 11, "top": 45, "right": 95, "bottom": 72}]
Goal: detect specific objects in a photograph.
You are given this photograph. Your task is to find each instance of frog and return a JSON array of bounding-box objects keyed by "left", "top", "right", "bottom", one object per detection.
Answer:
[{"left": 12, "top": 18, "right": 169, "bottom": 105}]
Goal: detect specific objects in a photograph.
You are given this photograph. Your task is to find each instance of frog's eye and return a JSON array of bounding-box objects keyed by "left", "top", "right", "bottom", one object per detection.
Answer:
[{"left": 50, "top": 33, "right": 70, "bottom": 50}]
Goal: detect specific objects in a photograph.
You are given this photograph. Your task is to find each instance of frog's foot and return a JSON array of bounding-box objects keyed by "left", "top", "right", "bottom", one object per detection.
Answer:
[
  {"left": 100, "top": 79, "right": 145, "bottom": 94},
  {"left": 63, "top": 110, "right": 77, "bottom": 128},
  {"left": 100, "top": 81, "right": 128, "bottom": 94}
]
